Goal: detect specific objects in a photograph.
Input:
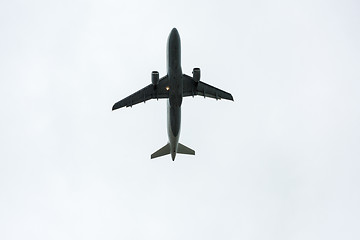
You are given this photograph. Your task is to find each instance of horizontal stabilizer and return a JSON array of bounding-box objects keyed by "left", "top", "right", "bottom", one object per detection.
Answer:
[
  {"left": 177, "top": 143, "right": 195, "bottom": 155},
  {"left": 151, "top": 143, "right": 170, "bottom": 159}
]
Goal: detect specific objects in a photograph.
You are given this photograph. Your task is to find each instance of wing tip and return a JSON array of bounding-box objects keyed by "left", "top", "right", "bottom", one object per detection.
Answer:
[{"left": 112, "top": 103, "right": 122, "bottom": 111}]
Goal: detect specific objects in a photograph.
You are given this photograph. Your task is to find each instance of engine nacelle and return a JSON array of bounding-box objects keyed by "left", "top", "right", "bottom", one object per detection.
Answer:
[
  {"left": 152, "top": 71, "right": 159, "bottom": 86},
  {"left": 192, "top": 68, "right": 200, "bottom": 83}
]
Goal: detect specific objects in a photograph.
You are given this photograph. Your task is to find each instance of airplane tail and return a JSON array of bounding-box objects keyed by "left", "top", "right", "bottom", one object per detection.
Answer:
[
  {"left": 151, "top": 143, "right": 170, "bottom": 159},
  {"left": 177, "top": 143, "right": 195, "bottom": 155},
  {"left": 151, "top": 143, "right": 195, "bottom": 159}
]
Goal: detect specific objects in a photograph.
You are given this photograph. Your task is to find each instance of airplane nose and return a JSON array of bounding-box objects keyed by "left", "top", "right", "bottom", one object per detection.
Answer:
[
  {"left": 171, "top": 151, "right": 176, "bottom": 161},
  {"left": 170, "top": 28, "right": 179, "bottom": 38}
]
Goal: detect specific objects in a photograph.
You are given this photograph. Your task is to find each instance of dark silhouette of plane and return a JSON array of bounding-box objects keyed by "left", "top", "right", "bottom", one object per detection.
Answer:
[{"left": 112, "top": 28, "right": 233, "bottom": 160}]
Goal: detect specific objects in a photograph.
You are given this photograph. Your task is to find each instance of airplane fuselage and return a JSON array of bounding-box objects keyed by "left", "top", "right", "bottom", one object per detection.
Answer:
[{"left": 166, "top": 28, "right": 183, "bottom": 160}]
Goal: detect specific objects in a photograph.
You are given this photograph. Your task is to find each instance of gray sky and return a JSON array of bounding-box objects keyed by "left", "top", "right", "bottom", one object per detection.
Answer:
[{"left": 1, "top": 0, "right": 360, "bottom": 239}]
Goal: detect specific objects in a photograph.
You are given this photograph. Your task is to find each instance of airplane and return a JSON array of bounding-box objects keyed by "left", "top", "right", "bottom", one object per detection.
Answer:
[{"left": 112, "top": 28, "right": 233, "bottom": 160}]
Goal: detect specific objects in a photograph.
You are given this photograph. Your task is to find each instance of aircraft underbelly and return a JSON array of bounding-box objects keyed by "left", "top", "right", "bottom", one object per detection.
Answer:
[{"left": 167, "top": 100, "right": 181, "bottom": 153}]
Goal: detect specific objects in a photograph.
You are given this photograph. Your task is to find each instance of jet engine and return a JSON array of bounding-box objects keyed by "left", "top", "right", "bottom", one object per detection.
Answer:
[
  {"left": 152, "top": 71, "right": 159, "bottom": 86},
  {"left": 192, "top": 68, "right": 200, "bottom": 83}
]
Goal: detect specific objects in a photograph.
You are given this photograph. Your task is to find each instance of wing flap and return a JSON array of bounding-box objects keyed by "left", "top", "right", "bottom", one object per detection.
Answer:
[
  {"left": 112, "top": 75, "right": 170, "bottom": 110},
  {"left": 182, "top": 74, "right": 234, "bottom": 101}
]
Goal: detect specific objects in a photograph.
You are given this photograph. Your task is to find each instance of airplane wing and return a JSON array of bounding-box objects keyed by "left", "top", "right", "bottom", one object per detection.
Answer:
[
  {"left": 112, "top": 75, "right": 170, "bottom": 110},
  {"left": 182, "top": 74, "right": 234, "bottom": 101}
]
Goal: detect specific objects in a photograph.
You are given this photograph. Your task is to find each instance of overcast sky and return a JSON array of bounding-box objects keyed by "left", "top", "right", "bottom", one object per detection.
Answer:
[{"left": 1, "top": 0, "right": 360, "bottom": 239}]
